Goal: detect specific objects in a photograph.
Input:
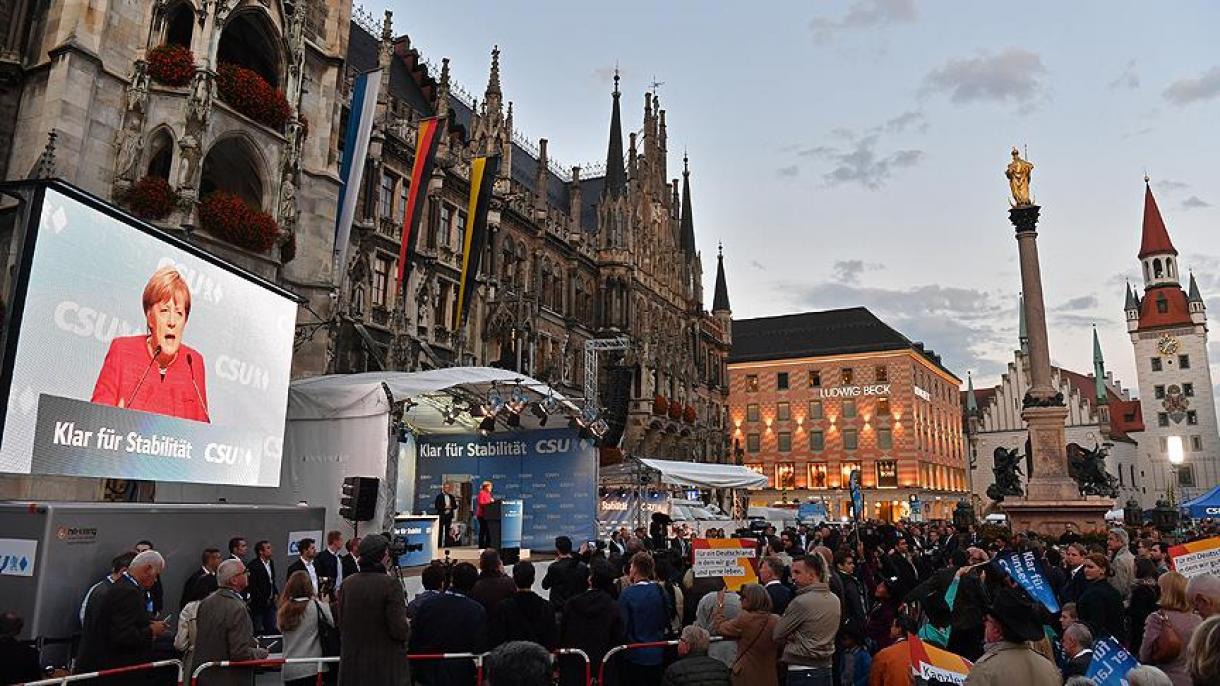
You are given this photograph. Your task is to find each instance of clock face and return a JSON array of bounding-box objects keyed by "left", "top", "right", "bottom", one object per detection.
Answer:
[{"left": 1159, "top": 334, "right": 1179, "bottom": 356}]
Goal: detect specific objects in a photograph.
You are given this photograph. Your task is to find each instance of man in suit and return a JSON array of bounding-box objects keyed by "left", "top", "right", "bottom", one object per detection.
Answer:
[
  {"left": 410, "top": 561, "right": 486, "bottom": 685},
  {"left": 759, "top": 555, "right": 793, "bottom": 615},
  {"left": 76, "top": 551, "right": 169, "bottom": 684},
  {"left": 181, "top": 548, "right": 222, "bottom": 607},
  {"left": 286, "top": 537, "right": 319, "bottom": 592},
  {"left": 227, "top": 537, "right": 248, "bottom": 561},
  {"left": 133, "top": 540, "right": 164, "bottom": 615},
  {"left": 193, "top": 559, "right": 269, "bottom": 686},
  {"left": 315, "top": 530, "right": 346, "bottom": 591},
  {"left": 342, "top": 538, "right": 360, "bottom": 577},
  {"left": 79, "top": 552, "right": 134, "bottom": 627},
  {"left": 1061, "top": 623, "right": 1094, "bottom": 680},
  {"left": 885, "top": 536, "right": 921, "bottom": 598},
  {"left": 434, "top": 482, "right": 458, "bottom": 548},
  {"left": 246, "top": 540, "right": 278, "bottom": 634},
  {"left": 1061, "top": 542, "right": 1089, "bottom": 606}
]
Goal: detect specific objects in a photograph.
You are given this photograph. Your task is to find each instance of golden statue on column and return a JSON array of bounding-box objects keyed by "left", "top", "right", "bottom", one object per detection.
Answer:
[{"left": 1006, "top": 147, "right": 1034, "bottom": 207}]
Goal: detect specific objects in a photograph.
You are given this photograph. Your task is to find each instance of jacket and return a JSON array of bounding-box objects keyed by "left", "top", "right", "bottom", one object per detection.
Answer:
[
  {"left": 773, "top": 582, "right": 840, "bottom": 667},
  {"left": 1109, "top": 547, "right": 1136, "bottom": 602},
  {"left": 471, "top": 572, "right": 517, "bottom": 615},
  {"left": 1139, "top": 608, "right": 1202, "bottom": 686},
  {"left": 0, "top": 636, "right": 41, "bottom": 685},
  {"left": 695, "top": 591, "right": 741, "bottom": 668},
  {"left": 490, "top": 590, "right": 557, "bottom": 648},
  {"left": 661, "top": 653, "right": 731, "bottom": 686},
  {"left": 560, "top": 589, "right": 626, "bottom": 669},
  {"left": 193, "top": 588, "right": 270, "bottom": 686},
  {"left": 765, "top": 581, "right": 793, "bottom": 616},
  {"left": 1078, "top": 578, "right": 1127, "bottom": 643},
  {"left": 75, "top": 576, "right": 152, "bottom": 678},
  {"left": 836, "top": 572, "right": 868, "bottom": 626},
  {"left": 336, "top": 569, "right": 411, "bottom": 686},
  {"left": 543, "top": 557, "right": 590, "bottom": 612},
  {"left": 282, "top": 598, "right": 334, "bottom": 681},
  {"left": 409, "top": 591, "right": 486, "bottom": 686},
  {"left": 1063, "top": 649, "right": 1092, "bottom": 680},
  {"left": 963, "top": 641, "right": 1060, "bottom": 686},
  {"left": 619, "top": 581, "right": 671, "bottom": 666},
  {"left": 1060, "top": 566, "right": 1087, "bottom": 606},
  {"left": 868, "top": 639, "right": 910, "bottom": 686},
  {"left": 174, "top": 599, "right": 201, "bottom": 679},
  {"left": 246, "top": 558, "right": 278, "bottom": 612},
  {"left": 181, "top": 568, "right": 214, "bottom": 608},
  {"left": 713, "top": 608, "right": 779, "bottom": 686}
]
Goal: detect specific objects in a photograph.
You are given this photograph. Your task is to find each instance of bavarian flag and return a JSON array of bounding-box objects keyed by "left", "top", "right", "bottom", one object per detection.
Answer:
[
  {"left": 396, "top": 116, "right": 443, "bottom": 292},
  {"left": 456, "top": 155, "right": 500, "bottom": 329}
]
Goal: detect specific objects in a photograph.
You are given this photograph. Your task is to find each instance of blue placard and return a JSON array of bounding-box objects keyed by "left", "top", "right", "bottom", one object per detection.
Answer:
[
  {"left": 413, "top": 429, "right": 597, "bottom": 550},
  {"left": 996, "top": 551, "right": 1060, "bottom": 613},
  {"left": 849, "top": 470, "right": 863, "bottom": 520},
  {"left": 1085, "top": 636, "right": 1139, "bottom": 686},
  {"left": 798, "top": 502, "right": 827, "bottom": 521}
]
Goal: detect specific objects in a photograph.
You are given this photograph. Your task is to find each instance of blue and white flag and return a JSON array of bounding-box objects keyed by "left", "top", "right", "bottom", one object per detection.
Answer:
[
  {"left": 996, "top": 550, "right": 1059, "bottom": 613},
  {"left": 1086, "top": 636, "right": 1139, "bottom": 686},
  {"left": 333, "top": 69, "right": 382, "bottom": 275}
]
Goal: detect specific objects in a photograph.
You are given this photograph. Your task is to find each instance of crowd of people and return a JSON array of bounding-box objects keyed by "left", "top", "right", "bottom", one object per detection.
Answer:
[{"left": 5, "top": 519, "right": 1220, "bottom": 686}]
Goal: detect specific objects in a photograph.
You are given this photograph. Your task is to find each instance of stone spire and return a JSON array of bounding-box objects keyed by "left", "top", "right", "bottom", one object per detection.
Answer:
[
  {"left": 1188, "top": 271, "right": 1203, "bottom": 303},
  {"left": 486, "top": 45, "right": 502, "bottom": 100},
  {"left": 29, "top": 130, "right": 58, "bottom": 179},
  {"left": 680, "top": 153, "right": 695, "bottom": 256},
  {"left": 1092, "top": 325, "right": 1107, "bottom": 404},
  {"left": 604, "top": 69, "right": 626, "bottom": 198},
  {"left": 712, "top": 242, "right": 730, "bottom": 313},
  {"left": 966, "top": 371, "right": 978, "bottom": 415},
  {"left": 1018, "top": 293, "right": 1029, "bottom": 354}
]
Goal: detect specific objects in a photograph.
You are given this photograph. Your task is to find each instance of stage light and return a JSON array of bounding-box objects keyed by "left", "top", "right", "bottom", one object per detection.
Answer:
[
  {"left": 442, "top": 405, "right": 458, "bottom": 425},
  {"left": 530, "top": 401, "right": 549, "bottom": 426},
  {"left": 541, "top": 394, "right": 560, "bottom": 415},
  {"left": 590, "top": 418, "right": 609, "bottom": 438},
  {"left": 479, "top": 415, "right": 496, "bottom": 434},
  {"left": 508, "top": 386, "right": 528, "bottom": 414},
  {"left": 487, "top": 388, "right": 507, "bottom": 415},
  {"left": 506, "top": 412, "right": 521, "bottom": 428}
]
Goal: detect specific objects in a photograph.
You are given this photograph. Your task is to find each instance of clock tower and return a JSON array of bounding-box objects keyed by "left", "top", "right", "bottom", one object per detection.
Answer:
[{"left": 1127, "top": 181, "right": 1219, "bottom": 502}]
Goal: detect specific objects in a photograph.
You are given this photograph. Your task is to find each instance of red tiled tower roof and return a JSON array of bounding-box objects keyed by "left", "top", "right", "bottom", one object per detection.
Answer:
[
  {"left": 1139, "top": 184, "right": 1178, "bottom": 258},
  {"left": 1139, "top": 285, "right": 1192, "bottom": 329}
]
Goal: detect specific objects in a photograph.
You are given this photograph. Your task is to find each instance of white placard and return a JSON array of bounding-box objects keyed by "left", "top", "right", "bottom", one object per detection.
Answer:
[
  {"left": 287, "top": 530, "right": 323, "bottom": 557},
  {"left": 0, "top": 538, "right": 38, "bottom": 577},
  {"left": 692, "top": 546, "right": 756, "bottom": 578}
]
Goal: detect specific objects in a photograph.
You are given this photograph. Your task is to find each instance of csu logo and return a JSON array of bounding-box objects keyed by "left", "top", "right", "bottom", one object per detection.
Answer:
[{"left": 534, "top": 438, "right": 571, "bottom": 454}]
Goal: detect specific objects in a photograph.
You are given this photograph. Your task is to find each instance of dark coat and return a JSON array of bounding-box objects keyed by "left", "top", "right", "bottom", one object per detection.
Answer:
[
  {"left": 409, "top": 591, "right": 487, "bottom": 686},
  {"left": 1060, "top": 566, "right": 1087, "bottom": 606},
  {"left": 543, "top": 557, "right": 589, "bottom": 612},
  {"left": 336, "top": 569, "right": 411, "bottom": 686},
  {"left": 1063, "top": 648, "right": 1093, "bottom": 679},
  {"left": 560, "top": 589, "right": 625, "bottom": 671},
  {"left": 193, "top": 588, "right": 269, "bottom": 686},
  {"left": 471, "top": 572, "right": 517, "bottom": 615},
  {"left": 246, "top": 558, "right": 277, "bottom": 612},
  {"left": 661, "top": 654, "right": 732, "bottom": 686},
  {"left": 181, "top": 568, "right": 212, "bottom": 608},
  {"left": 1078, "top": 579, "right": 1127, "bottom": 643},
  {"left": 836, "top": 572, "right": 868, "bottom": 627},
  {"left": 316, "top": 549, "right": 348, "bottom": 584},
  {"left": 490, "top": 590, "right": 557, "bottom": 648},
  {"left": 0, "top": 636, "right": 42, "bottom": 684},
  {"left": 765, "top": 582, "right": 793, "bottom": 617},
  {"left": 76, "top": 577, "right": 152, "bottom": 678}
]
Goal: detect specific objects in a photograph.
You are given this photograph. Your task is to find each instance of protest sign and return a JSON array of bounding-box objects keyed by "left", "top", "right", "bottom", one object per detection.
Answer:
[
  {"left": 691, "top": 539, "right": 757, "bottom": 591},
  {"left": 1168, "top": 536, "right": 1220, "bottom": 579},
  {"left": 996, "top": 550, "right": 1060, "bottom": 613},
  {"left": 1085, "top": 636, "right": 1139, "bottom": 686},
  {"left": 908, "top": 634, "right": 972, "bottom": 685}
]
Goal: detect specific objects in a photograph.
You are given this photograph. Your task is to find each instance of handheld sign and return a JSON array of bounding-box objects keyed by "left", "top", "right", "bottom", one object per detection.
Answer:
[
  {"left": 1085, "top": 636, "right": 1139, "bottom": 686},
  {"left": 691, "top": 539, "right": 758, "bottom": 591},
  {"left": 995, "top": 550, "right": 1060, "bottom": 613},
  {"left": 1168, "top": 536, "right": 1220, "bottom": 579}
]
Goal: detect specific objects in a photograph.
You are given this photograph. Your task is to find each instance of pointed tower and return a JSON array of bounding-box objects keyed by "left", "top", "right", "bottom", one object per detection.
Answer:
[
  {"left": 965, "top": 371, "right": 979, "bottom": 416},
  {"left": 1125, "top": 281, "right": 1140, "bottom": 333},
  {"left": 712, "top": 242, "right": 731, "bottom": 343},
  {"left": 680, "top": 154, "right": 696, "bottom": 257},
  {"left": 1093, "top": 325, "right": 1107, "bottom": 405},
  {"left": 598, "top": 70, "right": 630, "bottom": 249},
  {"left": 604, "top": 70, "right": 627, "bottom": 199},
  {"left": 1129, "top": 178, "right": 1220, "bottom": 502}
]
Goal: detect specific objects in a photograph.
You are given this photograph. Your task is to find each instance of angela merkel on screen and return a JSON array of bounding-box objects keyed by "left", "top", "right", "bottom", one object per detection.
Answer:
[{"left": 90, "top": 266, "right": 210, "bottom": 423}]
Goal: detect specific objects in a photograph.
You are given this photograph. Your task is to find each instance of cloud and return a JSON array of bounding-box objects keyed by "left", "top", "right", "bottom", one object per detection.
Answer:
[
  {"left": 776, "top": 164, "right": 800, "bottom": 178},
  {"left": 818, "top": 135, "right": 924, "bottom": 190},
  {"left": 1051, "top": 313, "right": 1108, "bottom": 329},
  {"left": 1109, "top": 60, "right": 1139, "bottom": 90},
  {"left": 832, "top": 259, "right": 885, "bottom": 284},
  {"left": 1054, "top": 295, "right": 1098, "bottom": 311},
  {"left": 1157, "top": 179, "right": 1190, "bottom": 192},
  {"left": 882, "top": 110, "right": 929, "bottom": 134},
  {"left": 780, "top": 280, "right": 1013, "bottom": 378},
  {"left": 593, "top": 65, "right": 624, "bottom": 83},
  {"left": 809, "top": 0, "right": 917, "bottom": 42},
  {"left": 922, "top": 48, "right": 1048, "bottom": 108},
  {"left": 1121, "top": 126, "right": 1154, "bottom": 139},
  {"left": 749, "top": 260, "right": 765, "bottom": 271},
  {"left": 1182, "top": 195, "right": 1211, "bottom": 210},
  {"left": 1164, "top": 66, "right": 1220, "bottom": 105}
]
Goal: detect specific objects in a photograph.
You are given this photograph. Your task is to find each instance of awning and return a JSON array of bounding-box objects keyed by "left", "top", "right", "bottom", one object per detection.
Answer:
[
  {"left": 601, "top": 457, "right": 768, "bottom": 489},
  {"left": 1182, "top": 485, "right": 1220, "bottom": 518}
]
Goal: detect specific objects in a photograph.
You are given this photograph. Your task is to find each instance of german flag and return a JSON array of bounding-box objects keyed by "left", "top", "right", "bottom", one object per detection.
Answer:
[
  {"left": 455, "top": 155, "right": 500, "bottom": 330},
  {"left": 395, "top": 116, "right": 443, "bottom": 292}
]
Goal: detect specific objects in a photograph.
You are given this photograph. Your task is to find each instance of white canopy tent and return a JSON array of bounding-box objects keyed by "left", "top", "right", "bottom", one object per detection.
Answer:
[
  {"left": 160, "top": 368, "right": 577, "bottom": 531},
  {"left": 601, "top": 457, "right": 769, "bottom": 489}
]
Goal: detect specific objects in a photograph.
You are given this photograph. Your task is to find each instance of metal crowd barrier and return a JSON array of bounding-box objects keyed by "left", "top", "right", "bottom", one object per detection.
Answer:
[
  {"left": 407, "top": 652, "right": 485, "bottom": 684},
  {"left": 17, "top": 658, "right": 184, "bottom": 686},
  {"left": 551, "top": 647, "right": 592, "bottom": 686},
  {"left": 191, "top": 657, "right": 338, "bottom": 686},
  {"left": 597, "top": 637, "right": 724, "bottom": 686}
]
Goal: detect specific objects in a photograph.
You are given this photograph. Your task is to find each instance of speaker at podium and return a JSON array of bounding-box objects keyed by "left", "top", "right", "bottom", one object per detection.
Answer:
[{"left": 484, "top": 499, "right": 523, "bottom": 563}]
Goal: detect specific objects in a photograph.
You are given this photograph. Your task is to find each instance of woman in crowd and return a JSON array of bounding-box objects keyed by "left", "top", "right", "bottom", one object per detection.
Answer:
[
  {"left": 1077, "top": 553, "right": 1126, "bottom": 644},
  {"left": 866, "top": 576, "right": 901, "bottom": 652},
  {"left": 277, "top": 570, "right": 334, "bottom": 686},
  {"left": 1141, "top": 571, "right": 1203, "bottom": 686},
  {"left": 1128, "top": 558, "right": 1162, "bottom": 652},
  {"left": 711, "top": 584, "right": 779, "bottom": 686},
  {"left": 1190, "top": 616, "right": 1220, "bottom": 686}
]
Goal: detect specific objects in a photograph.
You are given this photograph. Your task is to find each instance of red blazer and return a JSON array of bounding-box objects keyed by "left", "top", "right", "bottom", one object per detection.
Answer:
[
  {"left": 91, "top": 336, "right": 210, "bottom": 423},
  {"left": 477, "top": 491, "right": 493, "bottom": 518}
]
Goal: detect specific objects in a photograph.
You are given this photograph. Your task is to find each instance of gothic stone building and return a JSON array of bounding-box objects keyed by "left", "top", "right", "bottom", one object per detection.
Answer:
[{"left": 0, "top": 2, "right": 731, "bottom": 502}]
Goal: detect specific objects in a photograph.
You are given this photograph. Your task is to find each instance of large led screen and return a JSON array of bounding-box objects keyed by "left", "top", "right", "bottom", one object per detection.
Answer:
[{"left": 0, "top": 186, "right": 296, "bottom": 486}]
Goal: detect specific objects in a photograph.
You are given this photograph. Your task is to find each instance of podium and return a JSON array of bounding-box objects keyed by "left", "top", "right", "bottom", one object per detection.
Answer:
[{"left": 484, "top": 499, "right": 523, "bottom": 563}]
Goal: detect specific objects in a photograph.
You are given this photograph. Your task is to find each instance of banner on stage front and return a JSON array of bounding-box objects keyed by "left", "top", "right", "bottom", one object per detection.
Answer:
[
  {"left": 996, "top": 550, "right": 1060, "bottom": 613},
  {"left": 908, "top": 634, "right": 972, "bottom": 686},
  {"left": 1086, "top": 636, "right": 1139, "bottom": 686},
  {"left": 691, "top": 539, "right": 757, "bottom": 591},
  {"left": 1169, "top": 536, "right": 1220, "bottom": 579}
]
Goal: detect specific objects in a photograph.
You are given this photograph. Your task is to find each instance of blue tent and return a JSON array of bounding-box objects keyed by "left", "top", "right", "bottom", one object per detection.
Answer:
[{"left": 1182, "top": 486, "right": 1220, "bottom": 519}]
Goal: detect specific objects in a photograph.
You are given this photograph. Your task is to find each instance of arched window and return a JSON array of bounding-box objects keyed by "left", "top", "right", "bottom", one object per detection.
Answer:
[
  {"left": 1167, "top": 258, "right": 1176, "bottom": 278},
  {"left": 200, "top": 136, "right": 264, "bottom": 208},
  {"left": 146, "top": 128, "right": 175, "bottom": 181},
  {"left": 1144, "top": 261, "right": 1151, "bottom": 281},
  {"left": 165, "top": 2, "right": 194, "bottom": 48},
  {"left": 1154, "top": 258, "right": 1164, "bottom": 278},
  {"left": 574, "top": 279, "right": 585, "bottom": 320},
  {"left": 218, "top": 11, "right": 282, "bottom": 87},
  {"left": 501, "top": 238, "right": 516, "bottom": 284}
]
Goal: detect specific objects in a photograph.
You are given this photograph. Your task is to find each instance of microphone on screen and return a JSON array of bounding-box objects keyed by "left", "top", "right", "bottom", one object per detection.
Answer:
[
  {"left": 125, "top": 345, "right": 162, "bottom": 410},
  {"left": 186, "top": 354, "right": 211, "bottom": 423}
]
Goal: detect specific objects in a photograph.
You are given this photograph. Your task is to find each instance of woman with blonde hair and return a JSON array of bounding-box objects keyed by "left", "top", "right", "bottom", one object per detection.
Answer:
[
  {"left": 277, "top": 570, "right": 334, "bottom": 685},
  {"left": 1140, "top": 571, "right": 1203, "bottom": 686},
  {"left": 712, "top": 584, "right": 779, "bottom": 686},
  {"left": 1189, "top": 615, "right": 1220, "bottom": 686},
  {"left": 476, "top": 481, "right": 494, "bottom": 548}
]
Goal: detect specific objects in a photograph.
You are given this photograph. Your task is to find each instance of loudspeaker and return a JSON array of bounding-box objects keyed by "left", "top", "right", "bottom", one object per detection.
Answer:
[{"left": 601, "top": 365, "right": 632, "bottom": 447}]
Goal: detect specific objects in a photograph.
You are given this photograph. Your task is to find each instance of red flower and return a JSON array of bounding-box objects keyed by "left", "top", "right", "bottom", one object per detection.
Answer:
[
  {"left": 683, "top": 404, "right": 697, "bottom": 424},
  {"left": 668, "top": 402, "right": 683, "bottom": 420},
  {"left": 216, "top": 62, "right": 291, "bottom": 130},
  {"left": 198, "top": 191, "right": 279, "bottom": 253},
  {"left": 147, "top": 44, "right": 195, "bottom": 87},
  {"left": 653, "top": 395, "right": 668, "bottom": 415},
  {"left": 124, "top": 176, "right": 177, "bottom": 220}
]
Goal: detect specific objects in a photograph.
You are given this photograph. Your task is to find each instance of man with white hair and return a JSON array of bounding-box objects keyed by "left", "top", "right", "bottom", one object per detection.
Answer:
[
  {"left": 1061, "top": 622, "right": 1094, "bottom": 680},
  {"left": 193, "top": 559, "right": 269, "bottom": 686},
  {"left": 661, "top": 624, "right": 731, "bottom": 686},
  {"left": 1107, "top": 528, "right": 1135, "bottom": 602},
  {"left": 76, "top": 550, "right": 168, "bottom": 684},
  {"left": 1186, "top": 573, "right": 1220, "bottom": 618}
]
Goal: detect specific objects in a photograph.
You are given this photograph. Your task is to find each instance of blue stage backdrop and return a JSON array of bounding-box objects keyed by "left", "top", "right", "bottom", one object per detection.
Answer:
[{"left": 413, "top": 428, "right": 597, "bottom": 550}]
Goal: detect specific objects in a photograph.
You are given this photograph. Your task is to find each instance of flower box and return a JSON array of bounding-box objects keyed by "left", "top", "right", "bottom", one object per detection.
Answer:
[
  {"left": 653, "top": 395, "right": 668, "bottom": 415},
  {"left": 216, "top": 62, "right": 291, "bottom": 130},
  {"left": 124, "top": 175, "right": 177, "bottom": 220},
  {"left": 198, "top": 191, "right": 279, "bottom": 253},
  {"left": 147, "top": 44, "right": 195, "bottom": 87},
  {"left": 683, "top": 404, "right": 697, "bottom": 424},
  {"left": 668, "top": 402, "right": 683, "bottom": 420}
]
